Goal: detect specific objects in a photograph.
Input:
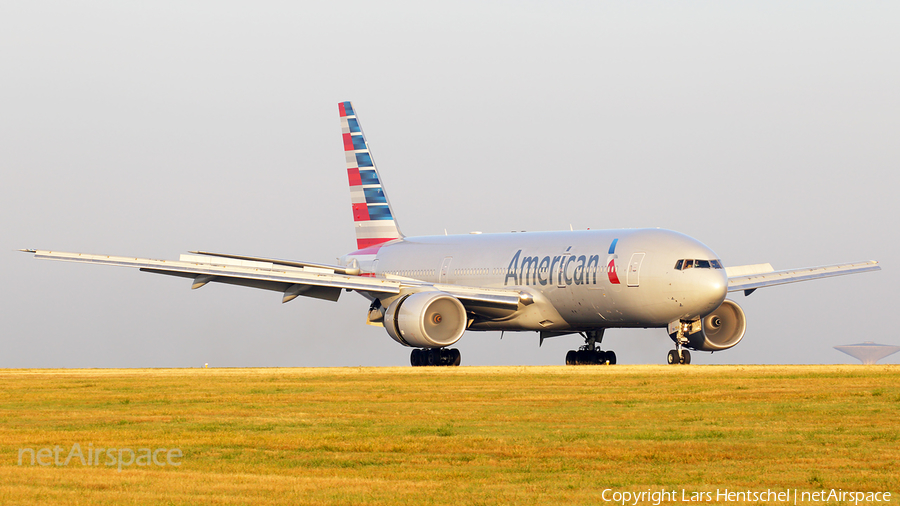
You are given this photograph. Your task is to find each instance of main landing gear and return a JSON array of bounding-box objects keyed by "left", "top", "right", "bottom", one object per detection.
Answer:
[
  {"left": 565, "top": 329, "right": 616, "bottom": 365},
  {"left": 410, "top": 348, "right": 461, "bottom": 367}
]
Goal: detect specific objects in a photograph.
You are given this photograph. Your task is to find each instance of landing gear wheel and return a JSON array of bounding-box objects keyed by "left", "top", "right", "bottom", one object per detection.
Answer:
[
  {"left": 667, "top": 349, "right": 691, "bottom": 365},
  {"left": 410, "top": 348, "right": 461, "bottom": 367},
  {"left": 667, "top": 350, "right": 679, "bottom": 365},
  {"left": 565, "top": 349, "right": 618, "bottom": 365},
  {"left": 573, "top": 350, "right": 582, "bottom": 365},
  {"left": 565, "top": 329, "right": 617, "bottom": 365},
  {"left": 566, "top": 347, "right": 614, "bottom": 363}
]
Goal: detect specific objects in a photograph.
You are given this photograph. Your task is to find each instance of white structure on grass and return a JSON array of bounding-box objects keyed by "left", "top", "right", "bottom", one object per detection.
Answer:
[{"left": 834, "top": 342, "right": 900, "bottom": 365}]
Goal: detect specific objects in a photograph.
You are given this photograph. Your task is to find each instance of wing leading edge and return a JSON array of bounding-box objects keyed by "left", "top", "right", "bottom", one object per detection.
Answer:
[
  {"left": 21, "top": 250, "right": 523, "bottom": 309},
  {"left": 727, "top": 260, "right": 880, "bottom": 296}
]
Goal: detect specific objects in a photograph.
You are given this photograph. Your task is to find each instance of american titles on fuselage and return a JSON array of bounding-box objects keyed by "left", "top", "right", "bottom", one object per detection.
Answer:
[
  {"left": 504, "top": 239, "right": 623, "bottom": 287},
  {"left": 503, "top": 238, "right": 725, "bottom": 288},
  {"left": 504, "top": 247, "right": 617, "bottom": 287}
]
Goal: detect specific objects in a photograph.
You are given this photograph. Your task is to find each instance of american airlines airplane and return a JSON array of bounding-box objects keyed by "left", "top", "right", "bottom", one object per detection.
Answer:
[{"left": 24, "top": 102, "right": 881, "bottom": 366}]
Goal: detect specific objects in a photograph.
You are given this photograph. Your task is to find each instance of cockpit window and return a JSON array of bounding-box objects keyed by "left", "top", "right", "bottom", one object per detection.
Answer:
[{"left": 675, "top": 259, "right": 724, "bottom": 270}]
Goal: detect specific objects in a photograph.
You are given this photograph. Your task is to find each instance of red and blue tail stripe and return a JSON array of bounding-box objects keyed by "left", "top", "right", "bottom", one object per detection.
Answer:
[{"left": 340, "top": 101, "right": 403, "bottom": 250}]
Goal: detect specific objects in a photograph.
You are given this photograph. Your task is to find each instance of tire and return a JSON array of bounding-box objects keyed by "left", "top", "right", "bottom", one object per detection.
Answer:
[
  {"left": 566, "top": 350, "right": 577, "bottom": 365},
  {"left": 427, "top": 349, "right": 439, "bottom": 366},
  {"left": 575, "top": 350, "right": 587, "bottom": 365},
  {"left": 682, "top": 350, "right": 691, "bottom": 364},
  {"left": 606, "top": 351, "right": 617, "bottom": 365},
  {"left": 667, "top": 350, "right": 678, "bottom": 365},
  {"left": 450, "top": 348, "right": 461, "bottom": 366}
]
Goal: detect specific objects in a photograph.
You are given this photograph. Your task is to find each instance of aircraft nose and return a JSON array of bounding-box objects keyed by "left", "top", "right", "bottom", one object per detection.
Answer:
[{"left": 705, "top": 270, "right": 728, "bottom": 307}]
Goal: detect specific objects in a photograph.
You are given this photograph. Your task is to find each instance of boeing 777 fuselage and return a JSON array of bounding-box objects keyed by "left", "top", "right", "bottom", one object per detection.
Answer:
[
  {"left": 23, "top": 101, "right": 880, "bottom": 366},
  {"left": 345, "top": 229, "right": 726, "bottom": 329}
]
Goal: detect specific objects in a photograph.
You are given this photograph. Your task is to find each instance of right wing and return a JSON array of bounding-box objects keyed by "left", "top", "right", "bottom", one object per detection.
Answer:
[
  {"left": 21, "top": 250, "right": 524, "bottom": 309},
  {"left": 727, "top": 260, "right": 880, "bottom": 296}
]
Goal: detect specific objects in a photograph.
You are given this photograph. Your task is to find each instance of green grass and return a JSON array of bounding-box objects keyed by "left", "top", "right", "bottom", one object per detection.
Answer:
[{"left": 0, "top": 365, "right": 897, "bottom": 505}]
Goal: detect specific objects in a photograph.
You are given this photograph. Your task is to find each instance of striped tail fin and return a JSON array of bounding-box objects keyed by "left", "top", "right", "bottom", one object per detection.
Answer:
[{"left": 339, "top": 101, "right": 403, "bottom": 250}]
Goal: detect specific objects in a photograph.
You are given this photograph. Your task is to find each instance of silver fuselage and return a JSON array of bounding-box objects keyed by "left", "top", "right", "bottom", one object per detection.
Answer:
[{"left": 343, "top": 228, "right": 728, "bottom": 332}]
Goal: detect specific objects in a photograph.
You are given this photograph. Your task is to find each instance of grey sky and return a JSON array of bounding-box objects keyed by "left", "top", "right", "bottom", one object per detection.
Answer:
[{"left": 2, "top": 1, "right": 896, "bottom": 367}]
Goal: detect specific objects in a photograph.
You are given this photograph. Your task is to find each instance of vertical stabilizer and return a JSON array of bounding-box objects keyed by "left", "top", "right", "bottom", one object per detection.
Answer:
[{"left": 339, "top": 101, "right": 403, "bottom": 250}]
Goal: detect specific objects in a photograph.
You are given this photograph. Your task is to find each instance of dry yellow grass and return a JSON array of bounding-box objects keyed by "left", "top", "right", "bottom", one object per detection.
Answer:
[{"left": 0, "top": 365, "right": 897, "bottom": 505}]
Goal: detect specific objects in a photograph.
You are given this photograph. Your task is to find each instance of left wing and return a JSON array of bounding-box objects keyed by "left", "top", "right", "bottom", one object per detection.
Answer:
[
  {"left": 727, "top": 260, "right": 880, "bottom": 296},
  {"left": 21, "top": 250, "right": 524, "bottom": 309}
]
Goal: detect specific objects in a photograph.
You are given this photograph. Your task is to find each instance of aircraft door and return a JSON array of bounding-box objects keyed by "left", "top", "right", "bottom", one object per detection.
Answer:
[
  {"left": 557, "top": 253, "right": 570, "bottom": 288},
  {"left": 627, "top": 253, "right": 645, "bottom": 287},
  {"left": 557, "top": 246, "right": 574, "bottom": 288},
  {"left": 439, "top": 257, "right": 452, "bottom": 283}
]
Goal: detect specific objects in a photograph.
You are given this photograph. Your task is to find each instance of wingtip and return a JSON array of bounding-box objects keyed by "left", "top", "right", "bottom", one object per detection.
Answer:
[{"left": 19, "top": 249, "right": 36, "bottom": 253}]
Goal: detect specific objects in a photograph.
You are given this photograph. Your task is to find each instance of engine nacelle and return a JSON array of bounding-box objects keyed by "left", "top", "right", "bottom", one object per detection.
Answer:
[
  {"left": 383, "top": 291, "right": 467, "bottom": 348},
  {"left": 685, "top": 299, "right": 747, "bottom": 351}
]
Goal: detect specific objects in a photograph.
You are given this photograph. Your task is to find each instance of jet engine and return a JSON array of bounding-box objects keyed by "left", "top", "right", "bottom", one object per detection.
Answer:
[
  {"left": 685, "top": 299, "right": 747, "bottom": 351},
  {"left": 383, "top": 291, "right": 467, "bottom": 348}
]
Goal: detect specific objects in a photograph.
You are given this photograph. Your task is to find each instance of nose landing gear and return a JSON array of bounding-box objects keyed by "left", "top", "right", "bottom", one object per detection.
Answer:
[
  {"left": 666, "top": 349, "right": 691, "bottom": 365},
  {"left": 667, "top": 321, "right": 693, "bottom": 364}
]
